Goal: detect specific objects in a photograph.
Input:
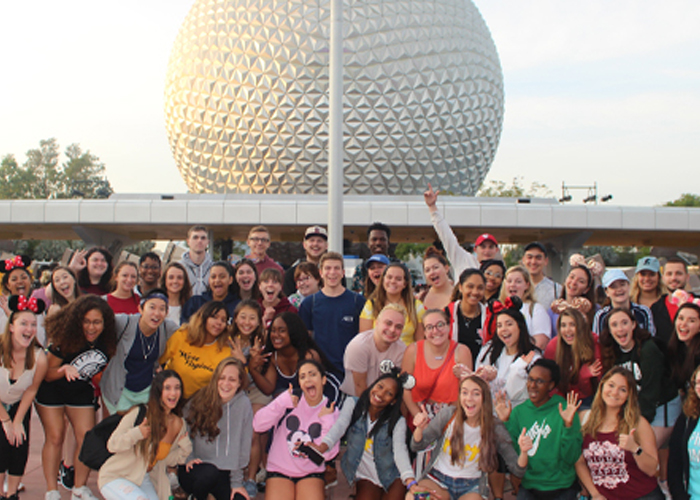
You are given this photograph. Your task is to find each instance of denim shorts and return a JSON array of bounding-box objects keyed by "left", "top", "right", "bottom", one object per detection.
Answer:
[
  {"left": 428, "top": 468, "right": 479, "bottom": 499},
  {"left": 651, "top": 394, "right": 681, "bottom": 428}
]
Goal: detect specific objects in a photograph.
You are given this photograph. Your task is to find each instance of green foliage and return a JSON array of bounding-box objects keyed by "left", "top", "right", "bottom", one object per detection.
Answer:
[
  {"left": 395, "top": 243, "right": 430, "bottom": 262},
  {"left": 580, "top": 246, "right": 651, "bottom": 267},
  {"left": 478, "top": 177, "right": 552, "bottom": 198},
  {"left": 0, "top": 138, "right": 112, "bottom": 200},
  {"left": 665, "top": 194, "right": 700, "bottom": 207},
  {"left": 124, "top": 241, "right": 156, "bottom": 255}
]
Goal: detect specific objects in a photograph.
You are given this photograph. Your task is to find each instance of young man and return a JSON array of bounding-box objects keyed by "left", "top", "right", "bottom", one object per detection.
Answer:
[
  {"left": 351, "top": 222, "right": 393, "bottom": 293},
  {"left": 135, "top": 252, "right": 161, "bottom": 296},
  {"left": 300, "top": 252, "right": 366, "bottom": 376},
  {"left": 339, "top": 303, "right": 407, "bottom": 397},
  {"left": 591, "top": 269, "right": 655, "bottom": 335},
  {"left": 521, "top": 241, "right": 562, "bottom": 309},
  {"left": 282, "top": 225, "right": 328, "bottom": 296},
  {"left": 180, "top": 225, "right": 214, "bottom": 296},
  {"left": 652, "top": 257, "right": 695, "bottom": 344},
  {"left": 245, "top": 225, "right": 283, "bottom": 275},
  {"left": 503, "top": 359, "right": 582, "bottom": 500}
]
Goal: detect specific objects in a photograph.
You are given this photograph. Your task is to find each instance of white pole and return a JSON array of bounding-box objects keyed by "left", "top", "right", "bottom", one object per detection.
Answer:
[{"left": 328, "top": 0, "right": 343, "bottom": 254}]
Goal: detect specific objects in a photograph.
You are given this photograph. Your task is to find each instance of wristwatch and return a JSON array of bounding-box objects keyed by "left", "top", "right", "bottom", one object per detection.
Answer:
[{"left": 634, "top": 446, "right": 643, "bottom": 456}]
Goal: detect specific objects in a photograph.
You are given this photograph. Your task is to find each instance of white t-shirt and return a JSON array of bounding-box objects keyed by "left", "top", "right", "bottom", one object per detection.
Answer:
[
  {"left": 521, "top": 302, "right": 552, "bottom": 339},
  {"left": 355, "top": 416, "right": 382, "bottom": 485},
  {"left": 339, "top": 329, "right": 406, "bottom": 396},
  {"left": 434, "top": 420, "right": 481, "bottom": 479}
]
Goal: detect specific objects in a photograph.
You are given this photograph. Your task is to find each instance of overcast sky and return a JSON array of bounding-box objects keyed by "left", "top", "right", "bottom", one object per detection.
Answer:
[{"left": 1, "top": 0, "right": 698, "bottom": 206}]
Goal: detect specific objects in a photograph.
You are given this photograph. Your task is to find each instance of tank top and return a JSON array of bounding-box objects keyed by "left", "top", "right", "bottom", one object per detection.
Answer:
[
  {"left": 412, "top": 340, "right": 459, "bottom": 405},
  {"left": 0, "top": 348, "right": 41, "bottom": 405}
]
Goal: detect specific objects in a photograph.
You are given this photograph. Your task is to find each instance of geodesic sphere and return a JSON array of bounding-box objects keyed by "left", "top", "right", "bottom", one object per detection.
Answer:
[{"left": 164, "top": 0, "right": 504, "bottom": 195}]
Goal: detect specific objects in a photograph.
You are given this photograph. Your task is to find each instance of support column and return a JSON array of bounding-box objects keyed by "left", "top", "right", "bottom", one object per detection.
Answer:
[
  {"left": 72, "top": 226, "right": 134, "bottom": 258},
  {"left": 542, "top": 231, "right": 593, "bottom": 283}
]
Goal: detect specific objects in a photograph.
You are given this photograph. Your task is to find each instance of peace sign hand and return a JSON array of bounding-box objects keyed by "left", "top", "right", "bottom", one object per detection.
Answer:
[{"left": 413, "top": 403, "right": 430, "bottom": 431}]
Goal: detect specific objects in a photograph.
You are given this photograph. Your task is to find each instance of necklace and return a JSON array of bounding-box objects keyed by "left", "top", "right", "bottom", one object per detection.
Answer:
[{"left": 139, "top": 327, "right": 158, "bottom": 360}]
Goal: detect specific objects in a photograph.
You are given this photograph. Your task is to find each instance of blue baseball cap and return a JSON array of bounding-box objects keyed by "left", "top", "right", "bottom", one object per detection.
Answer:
[
  {"left": 365, "top": 254, "right": 390, "bottom": 269},
  {"left": 635, "top": 256, "right": 660, "bottom": 274}
]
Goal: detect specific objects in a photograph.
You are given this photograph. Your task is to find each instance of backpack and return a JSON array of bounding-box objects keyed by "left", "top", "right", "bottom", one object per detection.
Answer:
[{"left": 78, "top": 404, "right": 147, "bottom": 470}]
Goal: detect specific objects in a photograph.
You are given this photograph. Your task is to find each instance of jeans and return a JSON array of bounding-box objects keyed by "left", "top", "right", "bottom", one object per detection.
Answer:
[{"left": 100, "top": 475, "right": 158, "bottom": 500}]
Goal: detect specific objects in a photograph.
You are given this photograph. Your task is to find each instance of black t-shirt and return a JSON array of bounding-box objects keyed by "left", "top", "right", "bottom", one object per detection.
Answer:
[{"left": 447, "top": 304, "right": 482, "bottom": 364}]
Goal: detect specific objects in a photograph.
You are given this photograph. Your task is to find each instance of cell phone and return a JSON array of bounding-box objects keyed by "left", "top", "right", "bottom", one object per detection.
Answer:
[{"left": 298, "top": 443, "right": 325, "bottom": 465}]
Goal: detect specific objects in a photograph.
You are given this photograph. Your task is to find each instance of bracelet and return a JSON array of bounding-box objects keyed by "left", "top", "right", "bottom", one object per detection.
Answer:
[
  {"left": 1, "top": 418, "right": 10, "bottom": 423},
  {"left": 407, "top": 480, "right": 417, "bottom": 489}
]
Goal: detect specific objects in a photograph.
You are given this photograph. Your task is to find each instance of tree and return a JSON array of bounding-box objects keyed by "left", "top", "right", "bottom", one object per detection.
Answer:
[
  {"left": 478, "top": 177, "right": 552, "bottom": 198},
  {"left": 665, "top": 194, "right": 700, "bottom": 207}
]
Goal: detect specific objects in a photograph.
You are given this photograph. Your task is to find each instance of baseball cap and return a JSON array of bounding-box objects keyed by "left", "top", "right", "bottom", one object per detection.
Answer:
[
  {"left": 365, "top": 254, "right": 390, "bottom": 269},
  {"left": 524, "top": 241, "right": 547, "bottom": 256},
  {"left": 475, "top": 233, "right": 498, "bottom": 247},
  {"left": 635, "top": 256, "right": 660, "bottom": 274},
  {"left": 602, "top": 269, "right": 630, "bottom": 289},
  {"left": 304, "top": 225, "right": 328, "bottom": 240}
]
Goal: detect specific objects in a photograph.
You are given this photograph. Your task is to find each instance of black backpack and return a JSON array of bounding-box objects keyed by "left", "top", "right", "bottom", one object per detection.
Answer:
[{"left": 79, "top": 404, "right": 147, "bottom": 470}]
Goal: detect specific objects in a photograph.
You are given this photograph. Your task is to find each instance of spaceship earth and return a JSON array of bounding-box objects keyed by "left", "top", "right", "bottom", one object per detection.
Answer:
[{"left": 164, "top": 0, "right": 504, "bottom": 195}]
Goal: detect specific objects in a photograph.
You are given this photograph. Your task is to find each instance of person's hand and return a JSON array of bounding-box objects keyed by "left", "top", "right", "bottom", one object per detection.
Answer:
[
  {"left": 248, "top": 337, "right": 270, "bottom": 371},
  {"left": 475, "top": 365, "right": 497, "bottom": 382},
  {"left": 453, "top": 363, "right": 473, "bottom": 380},
  {"left": 319, "top": 401, "right": 335, "bottom": 418},
  {"left": 58, "top": 364, "right": 80, "bottom": 382},
  {"left": 2, "top": 419, "right": 16, "bottom": 445},
  {"left": 518, "top": 427, "right": 533, "bottom": 454},
  {"left": 139, "top": 417, "right": 151, "bottom": 439},
  {"left": 287, "top": 384, "right": 299, "bottom": 408},
  {"left": 591, "top": 494, "right": 608, "bottom": 500},
  {"left": 521, "top": 350, "right": 536, "bottom": 365},
  {"left": 423, "top": 183, "right": 439, "bottom": 210},
  {"left": 494, "top": 390, "right": 512, "bottom": 422},
  {"left": 0, "top": 296, "right": 9, "bottom": 317},
  {"left": 412, "top": 404, "right": 430, "bottom": 431},
  {"left": 307, "top": 441, "right": 329, "bottom": 455},
  {"left": 405, "top": 481, "right": 444, "bottom": 500},
  {"left": 262, "top": 306, "right": 276, "bottom": 325},
  {"left": 618, "top": 428, "right": 639, "bottom": 453},
  {"left": 228, "top": 337, "right": 247, "bottom": 364},
  {"left": 589, "top": 359, "right": 603, "bottom": 378},
  {"left": 12, "top": 420, "right": 26, "bottom": 446},
  {"left": 69, "top": 249, "right": 88, "bottom": 271},
  {"left": 558, "top": 391, "right": 582, "bottom": 428},
  {"left": 185, "top": 458, "right": 202, "bottom": 472},
  {"left": 230, "top": 486, "right": 250, "bottom": 500}
]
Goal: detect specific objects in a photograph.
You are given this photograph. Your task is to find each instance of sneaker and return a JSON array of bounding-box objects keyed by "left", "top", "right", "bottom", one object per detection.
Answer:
[
  {"left": 168, "top": 471, "right": 180, "bottom": 490},
  {"left": 255, "top": 467, "right": 267, "bottom": 484},
  {"left": 659, "top": 479, "right": 671, "bottom": 500},
  {"left": 324, "top": 464, "right": 338, "bottom": 489},
  {"left": 243, "top": 479, "right": 258, "bottom": 498},
  {"left": 71, "top": 486, "right": 99, "bottom": 500},
  {"left": 59, "top": 460, "right": 75, "bottom": 490},
  {"left": 45, "top": 491, "right": 61, "bottom": 500}
]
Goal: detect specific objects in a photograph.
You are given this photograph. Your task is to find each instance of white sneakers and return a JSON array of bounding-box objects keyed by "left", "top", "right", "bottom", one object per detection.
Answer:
[
  {"left": 71, "top": 485, "right": 99, "bottom": 500},
  {"left": 45, "top": 491, "right": 61, "bottom": 500}
]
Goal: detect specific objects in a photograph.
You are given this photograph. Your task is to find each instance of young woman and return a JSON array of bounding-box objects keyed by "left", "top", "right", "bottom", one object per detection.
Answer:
[
  {"left": 0, "top": 296, "right": 48, "bottom": 500},
  {"left": 402, "top": 309, "right": 472, "bottom": 421},
  {"left": 69, "top": 247, "right": 114, "bottom": 296},
  {"left": 544, "top": 308, "right": 601, "bottom": 405},
  {"left": 36, "top": 295, "right": 117, "bottom": 500},
  {"left": 106, "top": 261, "right": 140, "bottom": 314},
  {"left": 232, "top": 259, "right": 260, "bottom": 302},
  {"left": 576, "top": 367, "right": 663, "bottom": 500},
  {"left": 248, "top": 312, "right": 339, "bottom": 403},
  {"left": 630, "top": 256, "right": 666, "bottom": 309},
  {"left": 475, "top": 299, "right": 541, "bottom": 408},
  {"left": 46, "top": 266, "right": 81, "bottom": 316},
  {"left": 179, "top": 358, "right": 253, "bottom": 500},
  {"left": 667, "top": 302, "right": 700, "bottom": 395},
  {"left": 480, "top": 259, "right": 505, "bottom": 304},
  {"left": 288, "top": 262, "right": 321, "bottom": 309},
  {"left": 0, "top": 256, "right": 33, "bottom": 334},
  {"left": 549, "top": 258, "right": 599, "bottom": 329},
  {"left": 591, "top": 269, "right": 655, "bottom": 336},
  {"left": 252, "top": 359, "right": 339, "bottom": 500},
  {"left": 411, "top": 375, "right": 529, "bottom": 500},
  {"left": 499, "top": 265, "right": 552, "bottom": 349},
  {"left": 668, "top": 365, "right": 700, "bottom": 500},
  {"left": 313, "top": 367, "right": 415, "bottom": 500},
  {"left": 360, "top": 263, "right": 425, "bottom": 345},
  {"left": 422, "top": 247, "right": 453, "bottom": 311},
  {"left": 159, "top": 262, "right": 192, "bottom": 325},
  {"left": 100, "top": 289, "right": 179, "bottom": 415},
  {"left": 98, "top": 370, "right": 192, "bottom": 500},
  {"left": 445, "top": 269, "right": 487, "bottom": 365},
  {"left": 258, "top": 268, "right": 298, "bottom": 326},
  {"left": 181, "top": 261, "right": 239, "bottom": 323},
  {"left": 363, "top": 254, "right": 389, "bottom": 299},
  {"left": 160, "top": 301, "right": 234, "bottom": 399}
]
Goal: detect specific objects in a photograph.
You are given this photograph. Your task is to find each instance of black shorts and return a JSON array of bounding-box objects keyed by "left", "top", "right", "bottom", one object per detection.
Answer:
[
  {"left": 267, "top": 470, "right": 325, "bottom": 483},
  {"left": 0, "top": 402, "right": 31, "bottom": 476},
  {"left": 35, "top": 378, "right": 97, "bottom": 408}
]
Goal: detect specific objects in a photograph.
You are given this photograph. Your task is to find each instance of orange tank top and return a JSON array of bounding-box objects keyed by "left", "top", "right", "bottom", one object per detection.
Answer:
[
  {"left": 149, "top": 441, "right": 171, "bottom": 468},
  {"left": 412, "top": 340, "right": 458, "bottom": 404}
]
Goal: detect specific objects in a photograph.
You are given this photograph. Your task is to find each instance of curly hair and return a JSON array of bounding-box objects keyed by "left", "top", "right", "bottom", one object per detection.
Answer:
[
  {"left": 49, "top": 266, "right": 81, "bottom": 308},
  {"left": 186, "top": 358, "right": 248, "bottom": 440},
  {"left": 185, "top": 301, "right": 231, "bottom": 349},
  {"left": 44, "top": 294, "right": 117, "bottom": 357},
  {"left": 77, "top": 247, "right": 113, "bottom": 293},
  {"left": 159, "top": 262, "right": 192, "bottom": 306},
  {"left": 139, "top": 370, "right": 185, "bottom": 464},
  {"left": 683, "top": 365, "right": 700, "bottom": 419},
  {"left": 582, "top": 367, "right": 640, "bottom": 437}
]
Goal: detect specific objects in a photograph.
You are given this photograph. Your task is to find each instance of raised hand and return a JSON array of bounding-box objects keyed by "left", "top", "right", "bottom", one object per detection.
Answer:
[
  {"left": 475, "top": 365, "right": 497, "bottom": 382},
  {"left": 453, "top": 363, "right": 473, "bottom": 380},
  {"left": 618, "top": 428, "right": 639, "bottom": 453},
  {"left": 423, "top": 183, "right": 439, "bottom": 209},
  {"left": 413, "top": 403, "right": 430, "bottom": 431},
  {"left": 139, "top": 417, "right": 151, "bottom": 439},
  {"left": 248, "top": 337, "right": 270, "bottom": 371},
  {"left": 58, "top": 364, "right": 80, "bottom": 382},
  {"left": 521, "top": 350, "right": 536, "bottom": 365},
  {"left": 494, "top": 390, "right": 512, "bottom": 422},
  {"left": 287, "top": 384, "right": 299, "bottom": 408},
  {"left": 518, "top": 427, "right": 533, "bottom": 454},
  {"left": 228, "top": 337, "right": 247, "bottom": 364},
  {"left": 69, "top": 249, "right": 88, "bottom": 272},
  {"left": 0, "top": 296, "right": 9, "bottom": 316},
  {"left": 558, "top": 391, "right": 582, "bottom": 428},
  {"left": 319, "top": 401, "right": 335, "bottom": 418},
  {"left": 589, "top": 359, "right": 603, "bottom": 378}
]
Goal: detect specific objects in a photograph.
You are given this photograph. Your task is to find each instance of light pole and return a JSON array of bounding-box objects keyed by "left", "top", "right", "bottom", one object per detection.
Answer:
[{"left": 327, "top": 0, "right": 344, "bottom": 253}]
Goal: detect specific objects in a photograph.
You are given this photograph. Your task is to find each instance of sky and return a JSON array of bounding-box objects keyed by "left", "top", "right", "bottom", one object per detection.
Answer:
[{"left": 1, "top": 0, "right": 698, "bottom": 206}]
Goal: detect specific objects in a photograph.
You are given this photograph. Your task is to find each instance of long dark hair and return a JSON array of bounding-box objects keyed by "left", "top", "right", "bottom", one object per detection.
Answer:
[
  {"left": 77, "top": 247, "right": 113, "bottom": 292},
  {"left": 560, "top": 264, "right": 596, "bottom": 324},
  {"left": 159, "top": 262, "right": 192, "bottom": 306},
  {"left": 231, "top": 259, "right": 260, "bottom": 300},
  {"left": 349, "top": 371, "right": 403, "bottom": 438},
  {"left": 483, "top": 305, "right": 537, "bottom": 365},
  {"left": 600, "top": 308, "right": 652, "bottom": 373},
  {"left": 50, "top": 266, "right": 81, "bottom": 308},
  {"left": 668, "top": 303, "right": 700, "bottom": 390},
  {"left": 139, "top": 370, "right": 185, "bottom": 464},
  {"left": 450, "top": 268, "right": 485, "bottom": 302}
]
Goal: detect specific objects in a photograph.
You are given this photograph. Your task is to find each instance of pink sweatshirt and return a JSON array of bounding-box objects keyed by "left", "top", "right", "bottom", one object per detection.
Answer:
[{"left": 253, "top": 390, "right": 339, "bottom": 477}]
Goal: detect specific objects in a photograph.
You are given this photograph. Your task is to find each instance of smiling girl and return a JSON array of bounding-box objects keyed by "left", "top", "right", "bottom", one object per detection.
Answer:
[
  {"left": 69, "top": 247, "right": 114, "bottom": 296},
  {"left": 159, "top": 262, "right": 192, "bottom": 325},
  {"left": 667, "top": 302, "right": 700, "bottom": 394},
  {"left": 107, "top": 262, "right": 140, "bottom": 314},
  {"left": 445, "top": 269, "right": 487, "bottom": 364},
  {"left": 258, "top": 268, "right": 298, "bottom": 326},
  {"left": 232, "top": 259, "right": 260, "bottom": 302},
  {"left": 499, "top": 266, "right": 552, "bottom": 349},
  {"left": 98, "top": 370, "right": 192, "bottom": 500},
  {"left": 0, "top": 296, "right": 48, "bottom": 500},
  {"left": 47, "top": 266, "right": 81, "bottom": 316},
  {"left": 0, "top": 256, "right": 34, "bottom": 334},
  {"left": 181, "top": 261, "right": 239, "bottom": 323},
  {"left": 422, "top": 247, "right": 453, "bottom": 311},
  {"left": 253, "top": 359, "right": 339, "bottom": 500}
]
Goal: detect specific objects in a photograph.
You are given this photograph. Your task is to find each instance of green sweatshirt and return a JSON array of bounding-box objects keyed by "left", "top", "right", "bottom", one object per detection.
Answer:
[{"left": 506, "top": 394, "right": 581, "bottom": 491}]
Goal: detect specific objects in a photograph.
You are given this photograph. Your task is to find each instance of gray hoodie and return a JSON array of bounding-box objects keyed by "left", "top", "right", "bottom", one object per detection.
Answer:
[
  {"left": 180, "top": 251, "right": 214, "bottom": 296},
  {"left": 185, "top": 390, "right": 253, "bottom": 488}
]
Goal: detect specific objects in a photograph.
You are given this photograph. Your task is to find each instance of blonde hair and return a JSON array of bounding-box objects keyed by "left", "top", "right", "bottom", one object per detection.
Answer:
[
  {"left": 630, "top": 271, "right": 668, "bottom": 304},
  {"left": 582, "top": 367, "right": 640, "bottom": 437},
  {"left": 498, "top": 265, "right": 536, "bottom": 315}
]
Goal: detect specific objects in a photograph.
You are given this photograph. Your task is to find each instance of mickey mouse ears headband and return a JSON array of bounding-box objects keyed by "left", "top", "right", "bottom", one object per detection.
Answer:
[
  {"left": 569, "top": 253, "right": 604, "bottom": 279},
  {"left": 379, "top": 360, "right": 416, "bottom": 390},
  {"left": 3, "top": 255, "right": 31, "bottom": 273},
  {"left": 8, "top": 295, "right": 46, "bottom": 315}
]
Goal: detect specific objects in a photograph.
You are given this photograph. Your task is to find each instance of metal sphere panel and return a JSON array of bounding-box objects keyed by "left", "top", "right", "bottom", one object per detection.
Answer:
[{"left": 164, "top": 0, "right": 504, "bottom": 195}]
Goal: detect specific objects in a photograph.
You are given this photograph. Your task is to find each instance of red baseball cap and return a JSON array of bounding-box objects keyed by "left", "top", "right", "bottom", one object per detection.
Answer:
[{"left": 474, "top": 233, "right": 498, "bottom": 247}]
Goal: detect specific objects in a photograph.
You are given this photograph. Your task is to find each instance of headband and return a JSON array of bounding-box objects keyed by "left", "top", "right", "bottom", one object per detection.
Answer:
[
  {"left": 483, "top": 296, "right": 522, "bottom": 342},
  {"left": 569, "top": 253, "right": 604, "bottom": 279},
  {"left": 9, "top": 295, "right": 46, "bottom": 315},
  {"left": 140, "top": 292, "right": 169, "bottom": 306},
  {"left": 3, "top": 255, "right": 31, "bottom": 273},
  {"left": 379, "top": 360, "right": 416, "bottom": 390}
]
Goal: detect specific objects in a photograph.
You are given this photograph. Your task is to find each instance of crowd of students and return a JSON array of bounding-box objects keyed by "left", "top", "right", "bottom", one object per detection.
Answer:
[{"left": 0, "top": 193, "right": 699, "bottom": 500}]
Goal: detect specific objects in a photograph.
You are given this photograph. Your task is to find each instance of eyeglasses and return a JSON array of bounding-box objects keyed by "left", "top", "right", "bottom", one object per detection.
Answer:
[
  {"left": 83, "top": 319, "right": 104, "bottom": 328},
  {"left": 484, "top": 270, "right": 503, "bottom": 279},
  {"left": 249, "top": 237, "right": 270, "bottom": 243},
  {"left": 141, "top": 264, "right": 160, "bottom": 270},
  {"left": 526, "top": 377, "right": 550, "bottom": 386},
  {"left": 424, "top": 321, "right": 447, "bottom": 333}
]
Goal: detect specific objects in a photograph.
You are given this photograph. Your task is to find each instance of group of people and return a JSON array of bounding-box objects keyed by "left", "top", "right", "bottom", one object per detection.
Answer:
[{"left": 0, "top": 190, "right": 699, "bottom": 500}]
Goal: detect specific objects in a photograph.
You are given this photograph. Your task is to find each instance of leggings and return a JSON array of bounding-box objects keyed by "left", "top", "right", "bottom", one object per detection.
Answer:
[
  {"left": 0, "top": 403, "right": 31, "bottom": 476},
  {"left": 100, "top": 475, "right": 158, "bottom": 500},
  {"left": 178, "top": 462, "right": 231, "bottom": 500}
]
